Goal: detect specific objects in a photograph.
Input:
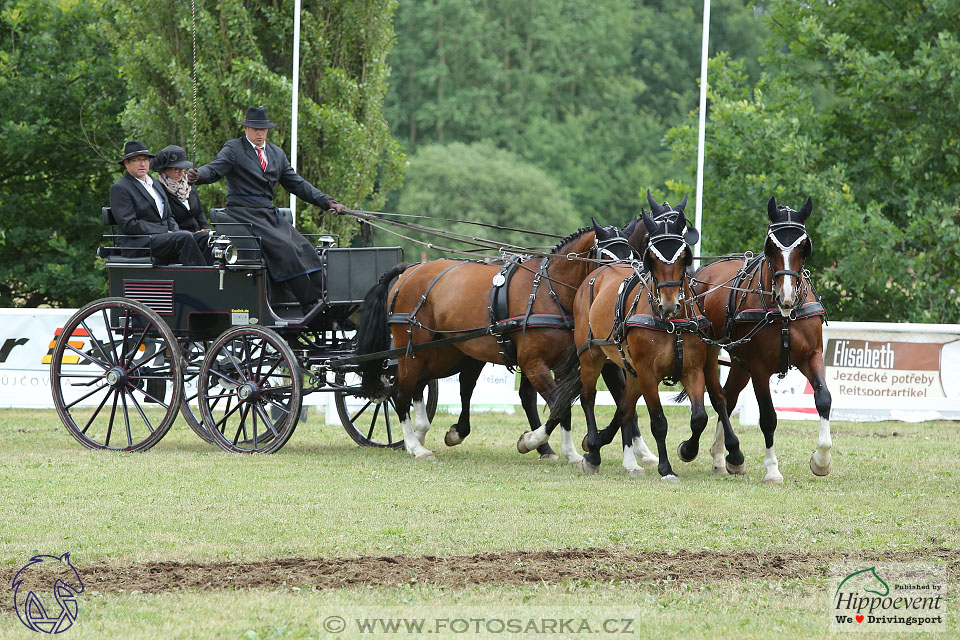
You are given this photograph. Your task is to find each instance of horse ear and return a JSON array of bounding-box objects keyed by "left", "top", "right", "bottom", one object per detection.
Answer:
[
  {"left": 767, "top": 196, "right": 779, "bottom": 222},
  {"left": 797, "top": 196, "right": 813, "bottom": 222},
  {"left": 622, "top": 216, "right": 639, "bottom": 237},
  {"left": 676, "top": 194, "right": 688, "bottom": 213},
  {"left": 591, "top": 216, "right": 601, "bottom": 232},
  {"left": 646, "top": 189, "right": 663, "bottom": 214},
  {"left": 641, "top": 210, "right": 658, "bottom": 234},
  {"left": 59, "top": 552, "right": 71, "bottom": 563}
]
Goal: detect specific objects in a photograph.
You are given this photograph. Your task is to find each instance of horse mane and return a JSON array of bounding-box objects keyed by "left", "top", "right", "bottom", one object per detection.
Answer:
[{"left": 548, "top": 227, "right": 591, "bottom": 254}]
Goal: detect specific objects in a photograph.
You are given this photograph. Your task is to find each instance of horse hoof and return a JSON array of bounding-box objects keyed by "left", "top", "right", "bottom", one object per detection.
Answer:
[
  {"left": 540, "top": 452, "right": 559, "bottom": 462},
  {"left": 444, "top": 427, "right": 462, "bottom": 447},
  {"left": 763, "top": 473, "right": 784, "bottom": 485},
  {"left": 625, "top": 467, "right": 645, "bottom": 477},
  {"left": 809, "top": 453, "right": 831, "bottom": 477},
  {"left": 712, "top": 463, "right": 729, "bottom": 476},
  {"left": 661, "top": 474, "right": 680, "bottom": 483},
  {"left": 725, "top": 461, "right": 747, "bottom": 475},
  {"left": 517, "top": 433, "right": 533, "bottom": 454},
  {"left": 677, "top": 442, "right": 696, "bottom": 463},
  {"left": 415, "top": 451, "right": 437, "bottom": 462},
  {"left": 579, "top": 459, "right": 599, "bottom": 474},
  {"left": 581, "top": 435, "right": 589, "bottom": 452}
]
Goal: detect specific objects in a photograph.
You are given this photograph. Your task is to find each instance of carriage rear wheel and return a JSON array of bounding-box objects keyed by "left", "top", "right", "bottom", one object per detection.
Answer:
[
  {"left": 178, "top": 339, "right": 215, "bottom": 443},
  {"left": 50, "top": 297, "right": 184, "bottom": 452},
  {"left": 333, "top": 372, "right": 438, "bottom": 448},
  {"left": 198, "top": 325, "right": 302, "bottom": 454}
]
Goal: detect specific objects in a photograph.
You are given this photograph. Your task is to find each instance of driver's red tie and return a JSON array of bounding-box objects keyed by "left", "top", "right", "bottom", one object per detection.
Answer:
[{"left": 256, "top": 147, "right": 267, "bottom": 171}]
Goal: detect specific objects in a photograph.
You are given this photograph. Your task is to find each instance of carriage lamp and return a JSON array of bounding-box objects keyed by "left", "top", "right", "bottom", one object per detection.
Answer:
[
  {"left": 211, "top": 236, "right": 238, "bottom": 265},
  {"left": 317, "top": 235, "right": 337, "bottom": 247}
]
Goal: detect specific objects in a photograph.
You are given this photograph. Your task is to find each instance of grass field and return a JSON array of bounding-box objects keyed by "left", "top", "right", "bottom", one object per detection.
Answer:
[{"left": 0, "top": 405, "right": 957, "bottom": 638}]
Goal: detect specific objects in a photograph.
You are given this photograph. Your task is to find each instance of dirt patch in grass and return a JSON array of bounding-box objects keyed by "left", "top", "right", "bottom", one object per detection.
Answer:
[{"left": 3, "top": 548, "right": 957, "bottom": 602}]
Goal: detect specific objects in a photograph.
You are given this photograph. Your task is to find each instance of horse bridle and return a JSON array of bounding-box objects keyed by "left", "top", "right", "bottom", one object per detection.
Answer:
[
  {"left": 765, "top": 219, "right": 810, "bottom": 306},
  {"left": 593, "top": 229, "right": 637, "bottom": 262}
]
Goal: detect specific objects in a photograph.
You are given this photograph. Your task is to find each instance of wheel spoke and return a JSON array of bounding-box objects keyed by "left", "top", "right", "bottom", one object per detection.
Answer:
[
  {"left": 384, "top": 402, "right": 394, "bottom": 443},
  {"left": 367, "top": 402, "right": 382, "bottom": 440},
  {"left": 63, "top": 380, "right": 110, "bottom": 410},
  {"left": 80, "top": 387, "right": 115, "bottom": 434},
  {"left": 349, "top": 399, "right": 374, "bottom": 424},
  {"left": 254, "top": 403, "right": 281, "bottom": 437},
  {"left": 105, "top": 388, "right": 120, "bottom": 448},
  {"left": 80, "top": 318, "right": 114, "bottom": 366},
  {"left": 232, "top": 404, "right": 251, "bottom": 445},
  {"left": 119, "top": 387, "right": 133, "bottom": 448},
  {"left": 125, "top": 385, "right": 156, "bottom": 435}
]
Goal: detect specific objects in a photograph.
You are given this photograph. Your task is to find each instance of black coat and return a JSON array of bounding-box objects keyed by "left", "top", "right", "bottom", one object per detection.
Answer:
[
  {"left": 193, "top": 137, "right": 332, "bottom": 281},
  {"left": 109, "top": 172, "right": 177, "bottom": 249},
  {"left": 165, "top": 187, "right": 208, "bottom": 232}
]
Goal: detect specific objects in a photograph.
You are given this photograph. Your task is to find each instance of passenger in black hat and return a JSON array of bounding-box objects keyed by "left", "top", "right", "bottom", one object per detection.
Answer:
[
  {"left": 187, "top": 106, "right": 348, "bottom": 314},
  {"left": 110, "top": 141, "right": 211, "bottom": 266},
  {"left": 151, "top": 145, "right": 210, "bottom": 233}
]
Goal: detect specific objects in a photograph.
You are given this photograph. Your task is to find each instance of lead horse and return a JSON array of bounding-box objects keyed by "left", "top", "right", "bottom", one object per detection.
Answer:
[
  {"left": 567, "top": 202, "right": 744, "bottom": 479},
  {"left": 355, "top": 220, "right": 641, "bottom": 461},
  {"left": 691, "top": 196, "right": 832, "bottom": 483}
]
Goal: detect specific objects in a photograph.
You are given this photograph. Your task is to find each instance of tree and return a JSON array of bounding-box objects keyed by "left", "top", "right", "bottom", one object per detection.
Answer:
[
  {"left": 668, "top": 1, "right": 960, "bottom": 322},
  {"left": 380, "top": 142, "right": 587, "bottom": 262},
  {"left": 0, "top": 0, "right": 125, "bottom": 307},
  {"left": 110, "top": 0, "right": 404, "bottom": 239}
]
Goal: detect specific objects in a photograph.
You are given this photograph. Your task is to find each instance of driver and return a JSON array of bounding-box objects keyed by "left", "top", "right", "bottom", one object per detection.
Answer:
[{"left": 187, "top": 106, "right": 347, "bottom": 315}]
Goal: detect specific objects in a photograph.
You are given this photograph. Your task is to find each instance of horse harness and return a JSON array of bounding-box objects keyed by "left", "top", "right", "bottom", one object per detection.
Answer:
[
  {"left": 702, "top": 252, "right": 827, "bottom": 378},
  {"left": 578, "top": 264, "right": 710, "bottom": 385}
]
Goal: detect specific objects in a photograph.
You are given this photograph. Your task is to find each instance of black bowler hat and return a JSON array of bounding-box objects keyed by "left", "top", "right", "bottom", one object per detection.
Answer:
[
  {"left": 151, "top": 145, "right": 193, "bottom": 171},
  {"left": 237, "top": 106, "right": 278, "bottom": 129},
  {"left": 118, "top": 140, "right": 155, "bottom": 165}
]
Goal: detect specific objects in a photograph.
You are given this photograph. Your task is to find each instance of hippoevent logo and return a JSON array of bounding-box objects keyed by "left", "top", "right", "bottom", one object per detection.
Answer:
[
  {"left": 830, "top": 563, "right": 946, "bottom": 632},
  {"left": 11, "top": 553, "right": 84, "bottom": 634}
]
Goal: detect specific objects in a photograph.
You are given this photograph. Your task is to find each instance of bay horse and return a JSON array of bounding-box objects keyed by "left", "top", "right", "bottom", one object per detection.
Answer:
[
  {"left": 355, "top": 220, "right": 641, "bottom": 461},
  {"left": 568, "top": 203, "right": 744, "bottom": 479},
  {"left": 690, "top": 196, "right": 831, "bottom": 483}
]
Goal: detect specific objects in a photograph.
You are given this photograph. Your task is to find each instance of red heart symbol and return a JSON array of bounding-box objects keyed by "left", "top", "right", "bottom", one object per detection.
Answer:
[{"left": 856, "top": 615, "right": 864, "bottom": 623}]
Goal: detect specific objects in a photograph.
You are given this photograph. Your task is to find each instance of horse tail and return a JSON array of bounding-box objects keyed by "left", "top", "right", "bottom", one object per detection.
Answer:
[
  {"left": 356, "top": 262, "right": 409, "bottom": 394},
  {"left": 673, "top": 388, "right": 689, "bottom": 403},
  {"left": 546, "top": 346, "right": 583, "bottom": 417}
]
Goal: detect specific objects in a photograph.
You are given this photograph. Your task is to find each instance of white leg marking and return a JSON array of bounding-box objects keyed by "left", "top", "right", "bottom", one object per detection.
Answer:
[
  {"left": 518, "top": 425, "right": 549, "bottom": 453},
  {"left": 401, "top": 416, "right": 434, "bottom": 460},
  {"left": 560, "top": 427, "right": 584, "bottom": 464},
  {"left": 632, "top": 434, "right": 659, "bottom": 467},
  {"left": 810, "top": 417, "right": 832, "bottom": 476},
  {"left": 763, "top": 446, "right": 783, "bottom": 484},
  {"left": 710, "top": 421, "right": 728, "bottom": 475},
  {"left": 622, "top": 444, "right": 644, "bottom": 476},
  {"left": 412, "top": 399, "right": 430, "bottom": 445}
]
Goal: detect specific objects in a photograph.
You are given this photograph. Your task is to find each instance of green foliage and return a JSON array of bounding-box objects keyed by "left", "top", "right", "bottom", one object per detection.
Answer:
[
  {"left": 386, "top": 0, "right": 768, "bottom": 224},
  {"left": 382, "top": 142, "right": 584, "bottom": 261},
  {"left": 111, "top": 0, "right": 404, "bottom": 239},
  {"left": 669, "top": 1, "right": 960, "bottom": 322},
  {"left": 0, "top": 0, "right": 122, "bottom": 307}
]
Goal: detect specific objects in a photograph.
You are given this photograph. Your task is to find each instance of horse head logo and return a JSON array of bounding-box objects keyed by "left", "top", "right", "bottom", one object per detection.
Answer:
[
  {"left": 11, "top": 553, "right": 84, "bottom": 634},
  {"left": 835, "top": 566, "right": 890, "bottom": 599}
]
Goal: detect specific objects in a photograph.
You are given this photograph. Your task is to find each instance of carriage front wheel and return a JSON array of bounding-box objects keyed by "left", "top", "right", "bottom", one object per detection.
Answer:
[
  {"left": 333, "top": 372, "right": 438, "bottom": 448},
  {"left": 198, "top": 325, "right": 302, "bottom": 454},
  {"left": 50, "top": 297, "right": 184, "bottom": 452}
]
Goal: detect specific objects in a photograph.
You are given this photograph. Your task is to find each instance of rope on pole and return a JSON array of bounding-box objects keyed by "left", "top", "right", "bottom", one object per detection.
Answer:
[{"left": 191, "top": 0, "right": 198, "bottom": 165}]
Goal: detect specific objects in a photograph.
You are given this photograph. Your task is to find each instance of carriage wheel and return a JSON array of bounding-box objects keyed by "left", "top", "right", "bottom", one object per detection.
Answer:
[
  {"left": 198, "top": 325, "right": 302, "bottom": 454},
  {"left": 50, "top": 297, "right": 184, "bottom": 452},
  {"left": 334, "top": 372, "right": 438, "bottom": 448},
  {"left": 178, "top": 339, "right": 215, "bottom": 443}
]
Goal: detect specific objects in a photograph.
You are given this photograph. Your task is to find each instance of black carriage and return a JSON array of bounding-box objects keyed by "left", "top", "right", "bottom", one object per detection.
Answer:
[{"left": 49, "top": 207, "right": 438, "bottom": 453}]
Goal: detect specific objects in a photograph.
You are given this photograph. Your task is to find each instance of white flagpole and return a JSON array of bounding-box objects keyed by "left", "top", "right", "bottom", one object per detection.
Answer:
[
  {"left": 290, "top": 0, "right": 302, "bottom": 225},
  {"left": 694, "top": 0, "right": 711, "bottom": 263}
]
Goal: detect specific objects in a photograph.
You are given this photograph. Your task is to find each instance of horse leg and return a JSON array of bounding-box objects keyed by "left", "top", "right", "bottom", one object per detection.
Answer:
[
  {"left": 694, "top": 345, "right": 745, "bottom": 474},
  {"left": 617, "top": 376, "right": 645, "bottom": 477},
  {"left": 444, "top": 358, "right": 483, "bottom": 447},
  {"left": 594, "top": 363, "right": 657, "bottom": 467},
  {"left": 395, "top": 358, "right": 435, "bottom": 460},
  {"left": 411, "top": 383, "right": 432, "bottom": 446},
  {"left": 518, "top": 373, "right": 559, "bottom": 460},
  {"left": 797, "top": 352, "right": 833, "bottom": 476},
  {"left": 711, "top": 362, "right": 751, "bottom": 475},
  {"left": 675, "top": 366, "right": 709, "bottom": 471},
  {"left": 577, "top": 353, "right": 607, "bottom": 474},
  {"left": 640, "top": 376, "right": 679, "bottom": 481},
  {"left": 516, "top": 365, "right": 571, "bottom": 460},
  {"left": 752, "top": 373, "right": 783, "bottom": 484}
]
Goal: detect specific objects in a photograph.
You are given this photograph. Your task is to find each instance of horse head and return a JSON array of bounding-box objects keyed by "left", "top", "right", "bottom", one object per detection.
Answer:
[
  {"left": 591, "top": 217, "right": 638, "bottom": 262},
  {"left": 640, "top": 205, "right": 696, "bottom": 318},
  {"left": 765, "top": 196, "right": 813, "bottom": 316},
  {"left": 12, "top": 553, "right": 84, "bottom": 633}
]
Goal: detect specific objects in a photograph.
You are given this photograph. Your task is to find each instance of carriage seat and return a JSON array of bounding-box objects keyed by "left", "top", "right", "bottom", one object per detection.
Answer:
[{"left": 98, "top": 207, "right": 155, "bottom": 264}]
